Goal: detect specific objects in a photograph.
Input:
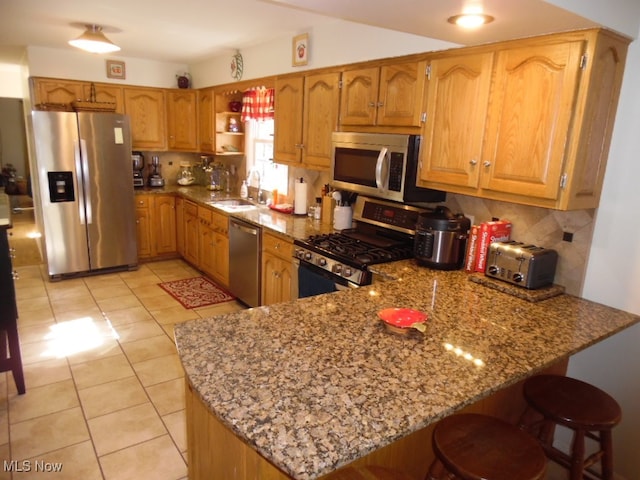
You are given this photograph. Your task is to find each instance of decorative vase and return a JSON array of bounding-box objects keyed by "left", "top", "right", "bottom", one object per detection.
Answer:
[{"left": 176, "top": 73, "right": 191, "bottom": 89}]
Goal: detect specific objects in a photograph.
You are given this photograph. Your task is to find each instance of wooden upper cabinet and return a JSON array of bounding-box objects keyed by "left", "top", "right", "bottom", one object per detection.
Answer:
[
  {"left": 124, "top": 87, "right": 167, "bottom": 150},
  {"left": 274, "top": 75, "right": 304, "bottom": 164},
  {"left": 339, "top": 61, "right": 427, "bottom": 128},
  {"left": 198, "top": 88, "right": 215, "bottom": 153},
  {"left": 302, "top": 72, "right": 341, "bottom": 170},
  {"left": 480, "top": 41, "right": 584, "bottom": 201},
  {"left": 31, "top": 78, "right": 84, "bottom": 107},
  {"left": 82, "top": 83, "right": 124, "bottom": 113},
  {"left": 167, "top": 89, "right": 198, "bottom": 152},
  {"left": 418, "top": 52, "right": 494, "bottom": 190}
]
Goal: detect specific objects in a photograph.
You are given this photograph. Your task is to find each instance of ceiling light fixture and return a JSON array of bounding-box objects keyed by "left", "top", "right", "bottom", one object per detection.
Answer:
[
  {"left": 68, "top": 24, "right": 120, "bottom": 54},
  {"left": 447, "top": 13, "right": 494, "bottom": 29}
]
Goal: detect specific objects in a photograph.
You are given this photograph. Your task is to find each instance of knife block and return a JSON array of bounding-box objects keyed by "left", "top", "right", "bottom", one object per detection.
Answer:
[{"left": 322, "top": 197, "right": 335, "bottom": 225}]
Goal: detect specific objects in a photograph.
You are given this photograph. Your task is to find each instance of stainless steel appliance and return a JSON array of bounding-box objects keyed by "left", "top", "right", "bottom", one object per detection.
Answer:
[
  {"left": 331, "top": 132, "right": 445, "bottom": 204},
  {"left": 294, "top": 195, "right": 425, "bottom": 296},
  {"left": 148, "top": 155, "right": 165, "bottom": 187},
  {"left": 132, "top": 151, "right": 145, "bottom": 187},
  {"left": 414, "top": 206, "right": 471, "bottom": 270},
  {"left": 228, "top": 218, "right": 261, "bottom": 307},
  {"left": 31, "top": 111, "right": 137, "bottom": 279},
  {"left": 485, "top": 241, "right": 558, "bottom": 289}
]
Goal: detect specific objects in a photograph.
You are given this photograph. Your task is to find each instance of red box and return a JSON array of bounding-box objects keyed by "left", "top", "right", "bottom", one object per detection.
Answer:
[
  {"left": 475, "top": 220, "right": 512, "bottom": 272},
  {"left": 464, "top": 225, "right": 480, "bottom": 273}
]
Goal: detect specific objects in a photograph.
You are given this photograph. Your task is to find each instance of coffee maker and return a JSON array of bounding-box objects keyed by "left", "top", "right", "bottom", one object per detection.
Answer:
[
  {"left": 148, "top": 155, "right": 165, "bottom": 188},
  {"left": 132, "top": 152, "right": 145, "bottom": 188}
]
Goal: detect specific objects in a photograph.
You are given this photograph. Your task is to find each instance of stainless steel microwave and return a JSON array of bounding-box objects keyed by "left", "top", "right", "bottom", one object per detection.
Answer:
[{"left": 330, "top": 132, "right": 445, "bottom": 204}]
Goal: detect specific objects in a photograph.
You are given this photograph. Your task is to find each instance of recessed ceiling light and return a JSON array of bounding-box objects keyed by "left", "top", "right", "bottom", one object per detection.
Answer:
[{"left": 447, "top": 13, "right": 495, "bottom": 29}]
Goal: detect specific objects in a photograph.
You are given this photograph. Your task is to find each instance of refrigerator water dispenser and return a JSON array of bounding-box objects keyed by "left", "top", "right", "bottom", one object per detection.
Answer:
[{"left": 47, "top": 171, "right": 75, "bottom": 202}]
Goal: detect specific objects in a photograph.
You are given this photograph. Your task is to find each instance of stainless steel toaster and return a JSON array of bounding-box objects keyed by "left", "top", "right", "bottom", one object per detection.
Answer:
[{"left": 485, "top": 241, "right": 558, "bottom": 289}]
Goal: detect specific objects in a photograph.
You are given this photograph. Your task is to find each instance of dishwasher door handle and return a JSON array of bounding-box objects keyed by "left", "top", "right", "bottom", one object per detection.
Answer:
[{"left": 231, "top": 221, "right": 259, "bottom": 236}]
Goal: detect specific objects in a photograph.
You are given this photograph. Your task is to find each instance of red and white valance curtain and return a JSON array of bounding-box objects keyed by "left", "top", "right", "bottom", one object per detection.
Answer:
[{"left": 241, "top": 87, "right": 275, "bottom": 122}]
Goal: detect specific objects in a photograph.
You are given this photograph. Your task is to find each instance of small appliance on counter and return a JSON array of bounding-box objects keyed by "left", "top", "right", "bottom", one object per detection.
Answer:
[
  {"left": 132, "top": 152, "right": 145, "bottom": 188},
  {"left": 414, "top": 206, "right": 471, "bottom": 270},
  {"left": 485, "top": 241, "right": 558, "bottom": 289},
  {"left": 177, "top": 162, "right": 195, "bottom": 186},
  {"left": 148, "top": 155, "right": 165, "bottom": 188}
]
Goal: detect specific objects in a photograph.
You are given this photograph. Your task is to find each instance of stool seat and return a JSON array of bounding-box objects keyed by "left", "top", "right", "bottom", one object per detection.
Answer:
[
  {"left": 521, "top": 374, "right": 621, "bottom": 480},
  {"left": 523, "top": 374, "right": 621, "bottom": 430},
  {"left": 428, "top": 413, "right": 547, "bottom": 480},
  {"left": 325, "top": 465, "right": 413, "bottom": 480}
]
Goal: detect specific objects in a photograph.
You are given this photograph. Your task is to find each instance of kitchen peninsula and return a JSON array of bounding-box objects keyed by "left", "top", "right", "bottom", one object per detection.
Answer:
[{"left": 174, "top": 259, "right": 640, "bottom": 480}]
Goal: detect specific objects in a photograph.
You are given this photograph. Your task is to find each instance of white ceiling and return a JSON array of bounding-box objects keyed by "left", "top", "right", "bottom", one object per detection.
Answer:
[{"left": 0, "top": 0, "right": 601, "bottom": 66}]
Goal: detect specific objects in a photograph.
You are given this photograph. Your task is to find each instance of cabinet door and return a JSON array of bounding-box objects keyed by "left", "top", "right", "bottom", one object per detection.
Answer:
[
  {"left": 153, "top": 196, "right": 177, "bottom": 255},
  {"left": 167, "top": 90, "right": 198, "bottom": 151},
  {"left": 377, "top": 61, "right": 427, "bottom": 127},
  {"left": 31, "top": 78, "right": 84, "bottom": 107},
  {"left": 184, "top": 208, "right": 199, "bottom": 267},
  {"left": 302, "top": 72, "right": 341, "bottom": 170},
  {"left": 175, "top": 197, "right": 185, "bottom": 257},
  {"left": 418, "top": 53, "right": 493, "bottom": 189},
  {"left": 135, "top": 206, "right": 152, "bottom": 258},
  {"left": 82, "top": 83, "right": 124, "bottom": 113},
  {"left": 212, "top": 232, "right": 229, "bottom": 287},
  {"left": 199, "top": 222, "right": 216, "bottom": 278},
  {"left": 480, "top": 41, "right": 584, "bottom": 200},
  {"left": 262, "top": 253, "right": 292, "bottom": 306},
  {"left": 124, "top": 87, "right": 167, "bottom": 150},
  {"left": 339, "top": 67, "right": 379, "bottom": 126},
  {"left": 274, "top": 76, "right": 304, "bottom": 164},
  {"left": 198, "top": 88, "right": 215, "bottom": 153}
]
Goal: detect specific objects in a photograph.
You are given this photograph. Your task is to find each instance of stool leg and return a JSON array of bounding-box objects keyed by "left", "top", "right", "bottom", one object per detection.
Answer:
[
  {"left": 425, "top": 459, "right": 453, "bottom": 480},
  {"left": 570, "top": 429, "right": 586, "bottom": 480},
  {"left": 600, "top": 430, "right": 614, "bottom": 480}
]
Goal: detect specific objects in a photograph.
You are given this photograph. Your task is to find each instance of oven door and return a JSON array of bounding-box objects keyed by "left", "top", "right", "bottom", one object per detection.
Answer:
[{"left": 294, "top": 259, "right": 359, "bottom": 298}]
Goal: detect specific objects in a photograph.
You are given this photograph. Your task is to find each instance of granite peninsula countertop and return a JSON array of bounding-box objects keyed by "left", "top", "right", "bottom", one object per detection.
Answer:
[{"left": 174, "top": 259, "right": 640, "bottom": 480}]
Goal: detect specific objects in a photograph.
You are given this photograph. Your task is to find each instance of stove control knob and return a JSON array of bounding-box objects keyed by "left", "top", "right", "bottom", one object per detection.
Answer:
[
  {"left": 304, "top": 252, "right": 313, "bottom": 261},
  {"left": 487, "top": 265, "right": 499, "bottom": 275},
  {"left": 317, "top": 257, "right": 327, "bottom": 267},
  {"left": 343, "top": 267, "right": 353, "bottom": 277},
  {"left": 295, "top": 249, "right": 304, "bottom": 259},
  {"left": 512, "top": 272, "right": 524, "bottom": 283},
  {"left": 332, "top": 264, "right": 342, "bottom": 274}
]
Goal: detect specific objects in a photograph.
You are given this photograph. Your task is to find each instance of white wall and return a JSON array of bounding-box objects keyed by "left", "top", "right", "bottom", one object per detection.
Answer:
[{"left": 0, "top": 63, "right": 24, "bottom": 98}]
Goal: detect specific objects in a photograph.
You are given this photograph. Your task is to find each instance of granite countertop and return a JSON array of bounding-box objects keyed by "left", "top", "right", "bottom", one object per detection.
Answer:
[{"left": 174, "top": 259, "right": 640, "bottom": 480}]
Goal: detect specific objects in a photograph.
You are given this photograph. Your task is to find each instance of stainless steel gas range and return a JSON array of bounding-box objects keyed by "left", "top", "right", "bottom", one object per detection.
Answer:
[{"left": 294, "top": 195, "right": 426, "bottom": 296}]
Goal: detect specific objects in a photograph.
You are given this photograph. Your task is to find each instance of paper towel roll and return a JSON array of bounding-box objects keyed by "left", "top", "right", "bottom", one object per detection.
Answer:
[{"left": 294, "top": 181, "right": 308, "bottom": 215}]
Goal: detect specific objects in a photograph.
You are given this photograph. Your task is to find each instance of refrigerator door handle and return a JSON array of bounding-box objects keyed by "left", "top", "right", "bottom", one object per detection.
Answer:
[
  {"left": 74, "top": 140, "right": 88, "bottom": 225},
  {"left": 79, "top": 139, "right": 93, "bottom": 225}
]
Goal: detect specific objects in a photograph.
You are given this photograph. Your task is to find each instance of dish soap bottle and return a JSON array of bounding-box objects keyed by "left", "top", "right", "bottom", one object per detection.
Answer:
[{"left": 240, "top": 180, "right": 248, "bottom": 199}]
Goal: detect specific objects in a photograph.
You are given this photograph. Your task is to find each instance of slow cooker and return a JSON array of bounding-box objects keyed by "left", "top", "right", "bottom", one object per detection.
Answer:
[{"left": 414, "top": 206, "right": 471, "bottom": 270}]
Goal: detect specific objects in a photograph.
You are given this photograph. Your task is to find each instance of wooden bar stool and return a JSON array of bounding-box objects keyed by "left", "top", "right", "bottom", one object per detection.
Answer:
[
  {"left": 427, "top": 413, "right": 547, "bottom": 480},
  {"left": 520, "top": 374, "right": 621, "bottom": 480}
]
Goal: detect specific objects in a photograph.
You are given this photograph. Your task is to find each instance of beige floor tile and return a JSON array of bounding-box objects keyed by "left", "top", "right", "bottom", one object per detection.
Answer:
[
  {"left": 15, "top": 285, "right": 48, "bottom": 302},
  {"left": 65, "top": 338, "right": 122, "bottom": 365},
  {"left": 113, "top": 318, "right": 165, "bottom": 343},
  {"left": 46, "top": 282, "right": 91, "bottom": 301},
  {"left": 10, "top": 407, "right": 90, "bottom": 460},
  {"left": 139, "top": 294, "right": 182, "bottom": 311},
  {"left": 0, "top": 408, "right": 7, "bottom": 445},
  {"left": 162, "top": 410, "right": 187, "bottom": 453},
  {"left": 16, "top": 295, "right": 51, "bottom": 312},
  {"left": 9, "top": 379, "right": 79, "bottom": 424},
  {"left": 118, "top": 265, "right": 155, "bottom": 278},
  {"left": 17, "top": 307, "right": 55, "bottom": 327},
  {"left": 133, "top": 353, "right": 184, "bottom": 387},
  {"left": 123, "top": 275, "right": 165, "bottom": 291},
  {"left": 51, "top": 296, "right": 98, "bottom": 315},
  {"left": 145, "top": 377, "right": 185, "bottom": 416},
  {"left": 70, "top": 353, "right": 134, "bottom": 389},
  {"left": 18, "top": 440, "right": 103, "bottom": 480},
  {"left": 0, "top": 443, "right": 10, "bottom": 480},
  {"left": 99, "top": 434, "right": 187, "bottom": 480},
  {"left": 12, "top": 358, "right": 71, "bottom": 391},
  {"left": 121, "top": 335, "right": 177, "bottom": 364},
  {"left": 103, "top": 305, "right": 153, "bottom": 326},
  {"left": 160, "top": 322, "right": 178, "bottom": 340},
  {"left": 150, "top": 305, "right": 200, "bottom": 325},
  {"left": 53, "top": 307, "right": 105, "bottom": 324},
  {"left": 78, "top": 376, "right": 148, "bottom": 419},
  {"left": 88, "top": 402, "right": 166, "bottom": 456},
  {"left": 196, "top": 300, "right": 246, "bottom": 317},
  {"left": 89, "top": 284, "right": 135, "bottom": 301},
  {"left": 18, "top": 321, "right": 57, "bottom": 344},
  {"left": 96, "top": 294, "right": 143, "bottom": 313},
  {"left": 19, "top": 339, "right": 58, "bottom": 365},
  {"left": 14, "top": 264, "right": 44, "bottom": 279},
  {"left": 83, "top": 274, "right": 127, "bottom": 290}
]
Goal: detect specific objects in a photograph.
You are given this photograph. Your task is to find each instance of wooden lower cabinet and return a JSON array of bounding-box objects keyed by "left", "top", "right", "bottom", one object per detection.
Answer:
[
  {"left": 183, "top": 201, "right": 199, "bottom": 266},
  {"left": 135, "top": 194, "right": 177, "bottom": 260},
  {"left": 261, "top": 232, "right": 295, "bottom": 305},
  {"left": 184, "top": 204, "right": 229, "bottom": 287}
]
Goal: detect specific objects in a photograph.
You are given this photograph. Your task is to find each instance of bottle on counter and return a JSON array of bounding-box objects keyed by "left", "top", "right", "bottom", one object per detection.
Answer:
[
  {"left": 314, "top": 197, "right": 322, "bottom": 220},
  {"left": 240, "top": 180, "right": 248, "bottom": 199}
]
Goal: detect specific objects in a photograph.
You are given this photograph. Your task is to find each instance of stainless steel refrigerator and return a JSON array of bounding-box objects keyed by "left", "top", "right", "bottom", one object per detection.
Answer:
[{"left": 31, "top": 111, "right": 137, "bottom": 279}]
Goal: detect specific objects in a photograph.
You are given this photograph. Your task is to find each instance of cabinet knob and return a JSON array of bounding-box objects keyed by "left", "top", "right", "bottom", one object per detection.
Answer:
[
  {"left": 469, "top": 159, "right": 478, "bottom": 166},
  {"left": 12, "top": 270, "right": 19, "bottom": 280},
  {"left": 377, "top": 102, "right": 384, "bottom": 107},
  {"left": 368, "top": 102, "right": 376, "bottom": 107},
  {"left": 483, "top": 161, "right": 492, "bottom": 167}
]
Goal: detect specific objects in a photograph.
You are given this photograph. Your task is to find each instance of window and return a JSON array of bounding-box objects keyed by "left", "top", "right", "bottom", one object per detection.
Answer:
[{"left": 245, "top": 118, "right": 288, "bottom": 195}]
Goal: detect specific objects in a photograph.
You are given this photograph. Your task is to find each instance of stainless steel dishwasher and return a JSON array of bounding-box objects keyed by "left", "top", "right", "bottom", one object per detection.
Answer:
[{"left": 228, "top": 218, "right": 261, "bottom": 307}]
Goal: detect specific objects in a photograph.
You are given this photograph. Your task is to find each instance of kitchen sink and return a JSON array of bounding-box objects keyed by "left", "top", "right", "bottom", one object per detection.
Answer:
[{"left": 207, "top": 198, "right": 258, "bottom": 212}]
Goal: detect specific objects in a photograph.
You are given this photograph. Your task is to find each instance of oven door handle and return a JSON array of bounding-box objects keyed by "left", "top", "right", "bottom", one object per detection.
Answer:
[{"left": 375, "top": 147, "right": 389, "bottom": 190}]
